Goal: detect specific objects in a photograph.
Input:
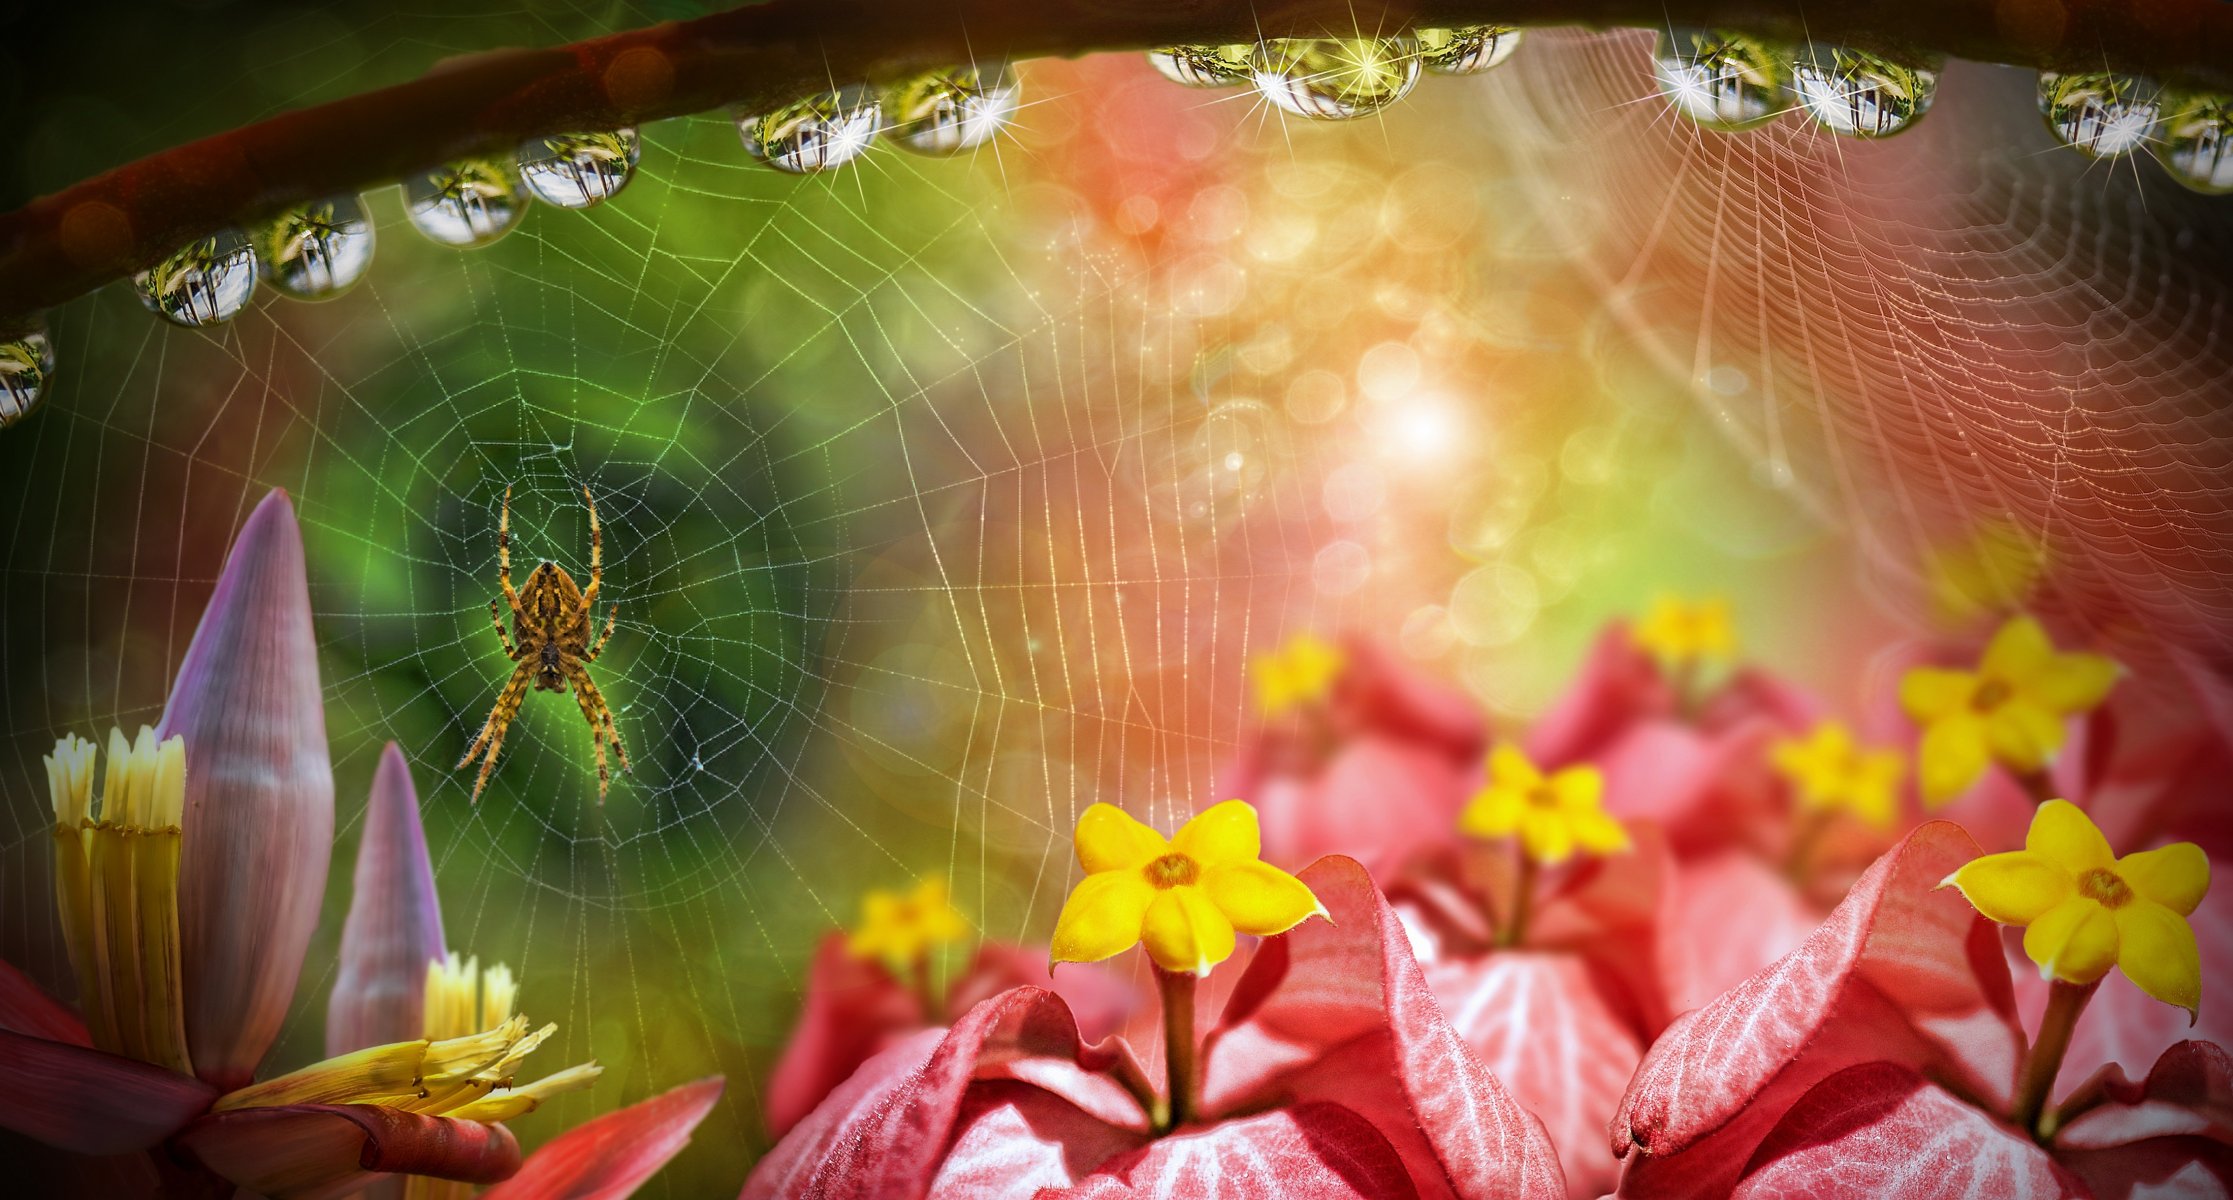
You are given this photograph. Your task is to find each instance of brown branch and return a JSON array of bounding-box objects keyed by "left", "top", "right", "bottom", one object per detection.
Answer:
[{"left": 3, "top": 0, "right": 2229, "bottom": 325}]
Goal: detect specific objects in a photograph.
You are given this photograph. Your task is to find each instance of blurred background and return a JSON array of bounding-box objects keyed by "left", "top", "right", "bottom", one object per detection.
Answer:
[{"left": 2, "top": 2, "right": 2229, "bottom": 1193}]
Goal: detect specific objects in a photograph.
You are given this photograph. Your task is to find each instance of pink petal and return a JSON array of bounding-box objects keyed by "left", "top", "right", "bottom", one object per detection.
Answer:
[
  {"left": 1612, "top": 823, "right": 2024, "bottom": 1200},
  {"left": 1426, "top": 952, "right": 1642, "bottom": 1195},
  {"left": 1729, "top": 1062, "right": 2084, "bottom": 1198},
  {"left": 948, "top": 943, "right": 1139, "bottom": 1044},
  {"left": 0, "top": 957, "right": 91, "bottom": 1046},
  {"left": 327, "top": 743, "right": 447, "bottom": 1057},
  {"left": 1245, "top": 737, "right": 1475, "bottom": 877},
  {"left": 174, "top": 1103, "right": 519, "bottom": 1200},
  {"left": 0, "top": 1029, "right": 216, "bottom": 1155},
  {"left": 762, "top": 933, "right": 925, "bottom": 1139},
  {"left": 926, "top": 1080, "right": 1149, "bottom": 1195},
  {"left": 1204, "top": 855, "right": 1567, "bottom": 1199},
  {"left": 1050, "top": 1103, "right": 1420, "bottom": 1199},
  {"left": 159, "top": 489, "right": 335, "bottom": 1091},
  {"left": 482, "top": 1076, "right": 724, "bottom": 1200},
  {"left": 1524, "top": 623, "right": 1672, "bottom": 767},
  {"left": 1658, "top": 851, "right": 1825, "bottom": 1014}
]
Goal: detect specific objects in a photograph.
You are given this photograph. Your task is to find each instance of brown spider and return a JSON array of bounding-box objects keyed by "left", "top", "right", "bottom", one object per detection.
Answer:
[{"left": 458, "top": 485, "right": 630, "bottom": 802}]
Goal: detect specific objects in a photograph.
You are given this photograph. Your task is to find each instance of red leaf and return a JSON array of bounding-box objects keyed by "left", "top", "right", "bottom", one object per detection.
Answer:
[
  {"left": 1049, "top": 1103, "right": 1421, "bottom": 1199},
  {"left": 1592, "top": 719, "right": 1782, "bottom": 860},
  {"left": 1243, "top": 735, "right": 1477, "bottom": 877},
  {"left": 1205, "top": 856, "right": 1566, "bottom": 1199},
  {"left": 1525, "top": 623, "right": 1672, "bottom": 768},
  {"left": 483, "top": 1076, "right": 724, "bottom": 1200},
  {"left": 1613, "top": 823, "right": 2023, "bottom": 1200},
  {"left": 0, "top": 956, "right": 91, "bottom": 1047},
  {"left": 1730, "top": 1062, "right": 2084, "bottom": 1198},
  {"left": 1328, "top": 637, "right": 1486, "bottom": 762},
  {"left": 2056, "top": 1040, "right": 2233, "bottom": 1152},
  {"left": 174, "top": 1103, "right": 519, "bottom": 1200},
  {"left": 1658, "top": 851, "right": 1824, "bottom": 1014},
  {"left": 945, "top": 943, "right": 1139, "bottom": 1044},
  {"left": 763, "top": 934, "right": 925, "bottom": 1139},
  {"left": 0, "top": 1028, "right": 216, "bottom": 1155},
  {"left": 925, "top": 1080, "right": 1148, "bottom": 1195}
]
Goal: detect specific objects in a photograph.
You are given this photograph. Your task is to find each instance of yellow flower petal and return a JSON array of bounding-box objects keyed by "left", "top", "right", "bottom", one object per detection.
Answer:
[
  {"left": 1569, "top": 808, "right": 1632, "bottom": 856},
  {"left": 1984, "top": 701, "right": 2065, "bottom": 773},
  {"left": 1459, "top": 786, "right": 1523, "bottom": 839},
  {"left": 1521, "top": 809, "right": 1575, "bottom": 865},
  {"left": 1982, "top": 615, "right": 2056, "bottom": 685},
  {"left": 1947, "top": 851, "right": 2073, "bottom": 925},
  {"left": 1917, "top": 713, "right": 1990, "bottom": 807},
  {"left": 2026, "top": 800, "right": 2114, "bottom": 876},
  {"left": 2113, "top": 900, "right": 2201, "bottom": 1016},
  {"left": 1202, "top": 861, "right": 1323, "bottom": 937},
  {"left": 1051, "top": 870, "right": 1157, "bottom": 965},
  {"left": 1551, "top": 764, "right": 1605, "bottom": 810},
  {"left": 2023, "top": 897, "right": 2119, "bottom": 985},
  {"left": 2117, "top": 843, "right": 2211, "bottom": 917},
  {"left": 1172, "top": 800, "right": 1262, "bottom": 870},
  {"left": 1142, "top": 886, "right": 1237, "bottom": 976},
  {"left": 1075, "top": 803, "right": 1169, "bottom": 874},
  {"left": 2032, "top": 651, "right": 2119, "bottom": 715},
  {"left": 1488, "top": 744, "right": 1542, "bottom": 790},
  {"left": 1901, "top": 667, "right": 1977, "bottom": 723}
]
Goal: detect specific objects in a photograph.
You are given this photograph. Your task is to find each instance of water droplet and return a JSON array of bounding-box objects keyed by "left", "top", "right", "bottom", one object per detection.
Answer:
[
  {"left": 1, "top": 320, "right": 55, "bottom": 428},
  {"left": 738, "top": 86, "right": 883, "bottom": 173},
  {"left": 134, "top": 229, "right": 259, "bottom": 327},
  {"left": 884, "top": 64, "right": 1020, "bottom": 154},
  {"left": 1416, "top": 26, "right": 1522, "bottom": 75},
  {"left": 1792, "top": 47, "right": 1936, "bottom": 137},
  {"left": 405, "top": 158, "right": 529, "bottom": 246},
  {"left": 1251, "top": 38, "right": 1422, "bottom": 120},
  {"left": 517, "top": 128, "right": 642, "bottom": 208},
  {"left": 1653, "top": 29, "right": 1792, "bottom": 131},
  {"left": 1146, "top": 44, "right": 1254, "bottom": 88},
  {"left": 254, "top": 195, "right": 374, "bottom": 300},
  {"left": 2038, "top": 72, "right": 2161, "bottom": 159},
  {"left": 2155, "top": 90, "right": 2233, "bottom": 193}
]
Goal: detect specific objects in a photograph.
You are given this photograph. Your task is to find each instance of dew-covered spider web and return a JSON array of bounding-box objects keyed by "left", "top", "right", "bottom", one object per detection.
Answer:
[{"left": 2, "top": 15, "right": 2230, "bottom": 1191}]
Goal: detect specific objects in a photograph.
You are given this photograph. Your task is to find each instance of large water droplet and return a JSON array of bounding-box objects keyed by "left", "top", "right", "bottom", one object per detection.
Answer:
[
  {"left": 1, "top": 320, "right": 55, "bottom": 428},
  {"left": 518, "top": 129, "right": 642, "bottom": 208},
  {"left": 1416, "top": 26, "right": 1522, "bottom": 75},
  {"left": 2038, "top": 72, "right": 2161, "bottom": 159},
  {"left": 1252, "top": 38, "right": 1422, "bottom": 120},
  {"left": 1654, "top": 29, "right": 1792, "bottom": 131},
  {"left": 405, "top": 158, "right": 529, "bottom": 246},
  {"left": 1792, "top": 46, "right": 1936, "bottom": 137},
  {"left": 738, "top": 86, "right": 883, "bottom": 174},
  {"left": 134, "top": 229, "right": 259, "bottom": 327},
  {"left": 254, "top": 195, "right": 374, "bottom": 300},
  {"left": 1146, "top": 44, "right": 1255, "bottom": 88},
  {"left": 885, "top": 64, "right": 1020, "bottom": 154},
  {"left": 2155, "top": 90, "right": 2233, "bottom": 193}
]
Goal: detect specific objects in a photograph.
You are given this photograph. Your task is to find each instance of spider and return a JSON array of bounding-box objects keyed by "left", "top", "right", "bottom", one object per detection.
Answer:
[{"left": 458, "top": 485, "right": 630, "bottom": 802}]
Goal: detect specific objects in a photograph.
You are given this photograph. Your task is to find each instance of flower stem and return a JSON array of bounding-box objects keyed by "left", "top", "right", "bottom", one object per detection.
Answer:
[
  {"left": 1155, "top": 967, "right": 1197, "bottom": 1134},
  {"left": 911, "top": 956, "right": 941, "bottom": 1020},
  {"left": 1784, "top": 807, "right": 1831, "bottom": 882},
  {"left": 1498, "top": 852, "right": 1538, "bottom": 949},
  {"left": 2014, "top": 769, "right": 2059, "bottom": 806},
  {"left": 2011, "top": 978, "right": 2098, "bottom": 1140}
]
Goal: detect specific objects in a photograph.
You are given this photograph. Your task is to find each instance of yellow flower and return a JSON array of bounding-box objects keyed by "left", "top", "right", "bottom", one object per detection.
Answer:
[
  {"left": 847, "top": 876, "right": 970, "bottom": 973},
  {"left": 1051, "top": 801, "right": 1324, "bottom": 977},
  {"left": 1946, "top": 801, "right": 2209, "bottom": 1015},
  {"left": 1460, "top": 746, "right": 1630, "bottom": 865},
  {"left": 1900, "top": 615, "right": 2119, "bottom": 806},
  {"left": 1632, "top": 594, "right": 1736, "bottom": 668},
  {"left": 1250, "top": 632, "right": 1346, "bottom": 716},
  {"left": 1771, "top": 721, "right": 1904, "bottom": 830}
]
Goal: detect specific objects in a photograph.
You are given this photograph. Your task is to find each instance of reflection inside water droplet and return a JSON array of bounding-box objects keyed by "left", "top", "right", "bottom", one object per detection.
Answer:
[
  {"left": 1792, "top": 47, "right": 1937, "bottom": 137},
  {"left": 134, "top": 229, "right": 259, "bottom": 327},
  {"left": 517, "top": 129, "right": 642, "bottom": 208},
  {"left": 406, "top": 159, "right": 529, "bottom": 246},
  {"left": 1147, "top": 44, "right": 1255, "bottom": 88},
  {"left": 1252, "top": 38, "right": 1422, "bottom": 120},
  {"left": 885, "top": 64, "right": 1020, "bottom": 154},
  {"left": 1416, "top": 26, "right": 1521, "bottom": 76},
  {"left": 1, "top": 320, "right": 55, "bottom": 428},
  {"left": 739, "top": 87, "right": 883, "bottom": 174},
  {"left": 255, "top": 195, "right": 374, "bottom": 299},
  {"left": 2156, "top": 91, "right": 2233, "bottom": 193},
  {"left": 1654, "top": 29, "right": 1792, "bottom": 131},
  {"left": 2038, "top": 72, "right": 2161, "bottom": 159}
]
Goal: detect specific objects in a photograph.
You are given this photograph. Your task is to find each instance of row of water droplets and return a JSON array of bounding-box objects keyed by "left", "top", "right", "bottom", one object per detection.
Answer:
[
  {"left": 1146, "top": 27, "right": 1523, "bottom": 118},
  {"left": 0, "top": 64, "right": 1021, "bottom": 429}
]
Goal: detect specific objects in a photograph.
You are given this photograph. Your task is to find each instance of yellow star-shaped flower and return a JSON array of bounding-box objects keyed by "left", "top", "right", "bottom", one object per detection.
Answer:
[
  {"left": 1632, "top": 594, "right": 1736, "bottom": 669},
  {"left": 1051, "top": 801, "right": 1324, "bottom": 977},
  {"left": 1946, "top": 801, "right": 2209, "bottom": 1016},
  {"left": 1460, "top": 745, "right": 1630, "bottom": 865},
  {"left": 1250, "top": 632, "right": 1346, "bottom": 717},
  {"left": 1770, "top": 720, "right": 1905, "bottom": 830},
  {"left": 847, "top": 876, "right": 969, "bottom": 974},
  {"left": 1899, "top": 615, "right": 2119, "bottom": 807}
]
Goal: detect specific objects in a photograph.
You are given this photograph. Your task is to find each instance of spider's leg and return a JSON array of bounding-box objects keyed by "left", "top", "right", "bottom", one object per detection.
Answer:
[
  {"left": 584, "top": 602, "right": 617, "bottom": 662},
  {"left": 580, "top": 485, "right": 602, "bottom": 606},
  {"left": 498, "top": 485, "right": 520, "bottom": 613},
  {"left": 458, "top": 661, "right": 533, "bottom": 801},
  {"left": 487, "top": 597, "right": 517, "bottom": 657},
  {"left": 570, "top": 668, "right": 617, "bottom": 803}
]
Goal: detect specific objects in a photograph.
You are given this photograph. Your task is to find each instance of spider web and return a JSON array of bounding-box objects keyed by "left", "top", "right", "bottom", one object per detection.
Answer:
[{"left": 2, "top": 16, "right": 2230, "bottom": 1192}]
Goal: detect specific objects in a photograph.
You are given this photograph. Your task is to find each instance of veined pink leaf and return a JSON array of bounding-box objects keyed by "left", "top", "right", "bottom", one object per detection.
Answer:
[
  {"left": 482, "top": 1076, "right": 724, "bottom": 1200},
  {"left": 328, "top": 742, "right": 446, "bottom": 1057},
  {"left": 1613, "top": 822, "right": 2023, "bottom": 1200},
  {"left": 925, "top": 1080, "right": 1148, "bottom": 1196},
  {"left": 0, "top": 1028, "right": 217, "bottom": 1155},
  {"left": 1246, "top": 737, "right": 1476, "bottom": 876},
  {"left": 945, "top": 943, "right": 1138, "bottom": 1045},
  {"left": 1659, "top": 851, "right": 1824, "bottom": 1014},
  {"left": 1047, "top": 1103, "right": 1420, "bottom": 1200},
  {"left": 2056, "top": 1040, "right": 2233, "bottom": 1153},
  {"left": 1524, "top": 623, "right": 1671, "bottom": 768},
  {"left": 763, "top": 934, "right": 925, "bottom": 1139},
  {"left": 174, "top": 1102, "right": 519, "bottom": 1200},
  {"left": 0, "top": 957, "right": 91, "bottom": 1046},
  {"left": 1730, "top": 1062, "right": 2083, "bottom": 1199},
  {"left": 1327, "top": 638, "right": 1486, "bottom": 761},
  {"left": 1593, "top": 718, "right": 1782, "bottom": 859}
]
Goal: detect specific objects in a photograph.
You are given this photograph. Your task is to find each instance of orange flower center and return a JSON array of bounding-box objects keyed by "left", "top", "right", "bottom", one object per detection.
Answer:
[
  {"left": 1971, "top": 678, "right": 2014, "bottom": 712},
  {"left": 1525, "top": 784, "right": 1562, "bottom": 810},
  {"left": 2078, "top": 867, "right": 2133, "bottom": 909},
  {"left": 1144, "top": 853, "right": 1200, "bottom": 889}
]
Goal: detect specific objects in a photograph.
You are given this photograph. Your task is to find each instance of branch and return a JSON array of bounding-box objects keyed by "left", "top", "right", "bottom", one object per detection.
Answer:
[{"left": 3, "top": 0, "right": 2228, "bottom": 324}]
